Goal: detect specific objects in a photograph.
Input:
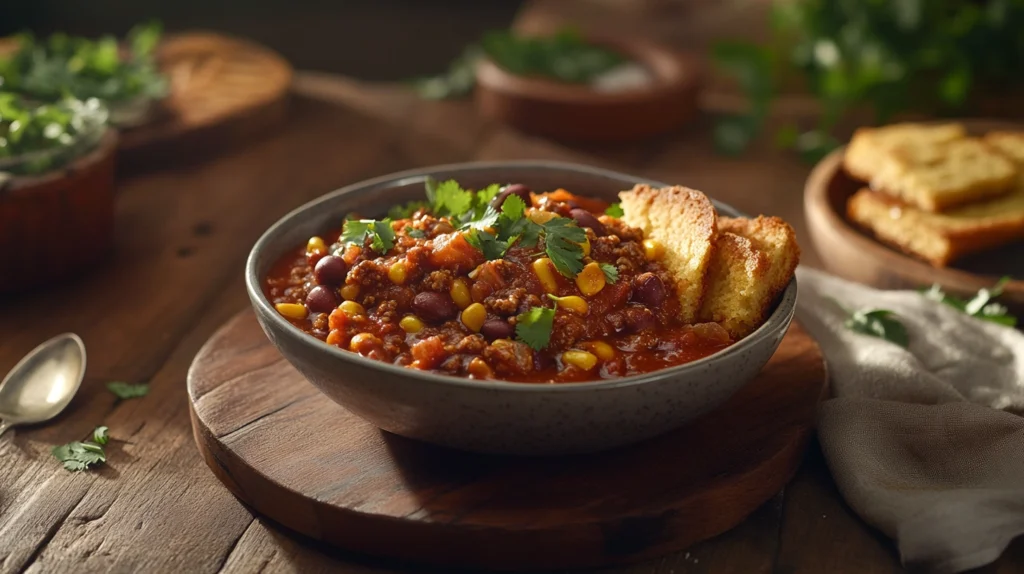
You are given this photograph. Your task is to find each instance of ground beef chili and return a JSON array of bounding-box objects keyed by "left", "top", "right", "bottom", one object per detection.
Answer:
[{"left": 263, "top": 182, "right": 733, "bottom": 383}]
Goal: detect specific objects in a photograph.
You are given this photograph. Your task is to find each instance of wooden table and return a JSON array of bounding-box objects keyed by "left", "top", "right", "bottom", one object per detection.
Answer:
[{"left": 2, "top": 8, "right": 1023, "bottom": 574}]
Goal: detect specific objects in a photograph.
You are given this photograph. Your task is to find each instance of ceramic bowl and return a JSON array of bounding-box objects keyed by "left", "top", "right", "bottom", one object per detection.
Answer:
[{"left": 246, "top": 161, "right": 797, "bottom": 456}]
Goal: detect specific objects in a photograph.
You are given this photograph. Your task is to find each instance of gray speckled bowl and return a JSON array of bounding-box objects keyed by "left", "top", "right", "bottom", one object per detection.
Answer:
[{"left": 246, "top": 161, "right": 796, "bottom": 456}]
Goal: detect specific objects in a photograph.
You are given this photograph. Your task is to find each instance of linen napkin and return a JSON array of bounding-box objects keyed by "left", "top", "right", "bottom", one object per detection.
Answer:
[{"left": 794, "top": 266, "right": 1024, "bottom": 573}]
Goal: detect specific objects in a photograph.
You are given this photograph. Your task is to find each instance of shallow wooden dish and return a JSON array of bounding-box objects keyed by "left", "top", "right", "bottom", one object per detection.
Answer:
[
  {"left": 189, "top": 311, "right": 827, "bottom": 571},
  {"left": 0, "top": 130, "right": 119, "bottom": 295},
  {"left": 804, "top": 119, "right": 1024, "bottom": 307},
  {"left": 475, "top": 35, "right": 702, "bottom": 144}
]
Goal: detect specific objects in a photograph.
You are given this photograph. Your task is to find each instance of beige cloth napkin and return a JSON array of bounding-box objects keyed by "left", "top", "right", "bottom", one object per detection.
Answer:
[{"left": 794, "top": 266, "right": 1024, "bottom": 573}]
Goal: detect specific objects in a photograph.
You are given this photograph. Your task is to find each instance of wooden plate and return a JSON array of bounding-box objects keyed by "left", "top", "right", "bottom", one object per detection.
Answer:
[
  {"left": 475, "top": 35, "right": 702, "bottom": 144},
  {"left": 804, "top": 120, "right": 1024, "bottom": 307},
  {"left": 0, "top": 130, "right": 119, "bottom": 295},
  {"left": 117, "top": 32, "right": 293, "bottom": 168},
  {"left": 188, "top": 311, "right": 827, "bottom": 571}
]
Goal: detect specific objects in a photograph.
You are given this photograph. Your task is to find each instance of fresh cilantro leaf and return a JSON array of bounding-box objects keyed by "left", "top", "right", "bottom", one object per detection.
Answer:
[
  {"left": 844, "top": 308, "right": 909, "bottom": 348},
  {"left": 106, "top": 381, "right": 149, "bottom": 399},
  {"left": 516, "top": 219, "right": 544, "bottom": 248},
  {"left": 600, "top": 263, "right": 619, "bottom": 284},
  {"left": 387, "top": 200, "right": 428, "bottom": 220},
  {"left": 460, "top": 205, "right": 501, "bottom": 232},
  {"left": 604, "top": 203, "right": 624, "bottom": 218},
  {"left": 541, "top": 217, "right": 587, "bottom": 277},
  {"left": 465, "top": 230, "right": 510, "bottom": 260},
  {"left": 475, "top": 184, "right": 502, "bottom": 207},
  {"left": 340, "top": 219, "right": 395, "bottom": 254},
  {"left": 92, "top": 425, "right": 109, "bottom": 445},
  {"left": 921, "top": 278, "right": 1016, "bottom": 327},
  {"left": 500, "top": 194, "right": 527, "bottom": 221},
  {"left": 431, "top": 179, "right": 474, "bottom": 218},
  {"left": 515, "top": 306, "right": 556, "bottom": 351},
  {"left": 407, "top": 227, "right": 426, "bottom": 239},
  {"left": 52, "top": 440, "right": 106, "bottom": 472}
]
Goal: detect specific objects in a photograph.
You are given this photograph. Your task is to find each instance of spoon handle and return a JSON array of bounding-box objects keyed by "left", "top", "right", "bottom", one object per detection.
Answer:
[{"left": 0, "top": 420, "right": 10, "bottom": 437}]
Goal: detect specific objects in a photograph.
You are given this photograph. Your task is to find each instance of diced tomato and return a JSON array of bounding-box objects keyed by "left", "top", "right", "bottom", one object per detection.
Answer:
[
  {"left": 429, "top": 232, "right": 484, "bottom": 273},
  {"left": 410, "top": 336, "right": 446, "bottom": 370}
]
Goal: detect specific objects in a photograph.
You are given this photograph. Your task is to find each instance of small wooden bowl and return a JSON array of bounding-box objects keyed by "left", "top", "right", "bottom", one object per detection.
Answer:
[
  {"left": 804, "top": 119, "right": 1024, "bottom": 308},
  {"left": 0, "top": 130, "right": 119, "bottom": 295},
  {"left": 474, "top": 36, "right": 702, "bottom": 144}
]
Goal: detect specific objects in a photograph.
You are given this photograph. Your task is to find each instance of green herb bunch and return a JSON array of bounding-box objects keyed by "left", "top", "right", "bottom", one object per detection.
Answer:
[
  {"left": 713, "top": 0, "right": 1024, "bottom": 162},
  {"left": 0, "top": 93, "right": 108, "bottom": 176},
  {"left": 414, "top": 27, "right": 625, "bottom": 100},
  {"left": 0, "top": 21, "right": 168, "bottom": 104}
]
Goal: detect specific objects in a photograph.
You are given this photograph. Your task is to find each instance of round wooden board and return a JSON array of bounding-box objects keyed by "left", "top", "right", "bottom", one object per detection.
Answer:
[
  {"left": 188, "top": 311, "right": 827, "bottom": 571},
  {"left": 804, "top": 119, "right": 1024, "bottom": 310},
  {"left": 117, "top": 32, "right": 293, "bottom": 168}
]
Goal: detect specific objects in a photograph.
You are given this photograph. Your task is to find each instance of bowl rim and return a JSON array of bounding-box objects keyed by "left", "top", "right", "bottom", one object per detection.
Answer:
[{"left": 246, "top": 159, "right": 798, "bottom": 392}]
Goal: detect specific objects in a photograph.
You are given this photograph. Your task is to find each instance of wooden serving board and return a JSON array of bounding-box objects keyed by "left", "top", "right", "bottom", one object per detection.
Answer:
[
  {"left": 188, "top": 311, "right": 827, "bottom": 571},
  {"left": 117, "top": 32, "right": 293, "bottom": 169}
]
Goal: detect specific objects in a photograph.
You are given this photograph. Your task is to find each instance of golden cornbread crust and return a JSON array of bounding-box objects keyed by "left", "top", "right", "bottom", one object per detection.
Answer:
[
  {"left": 619, "top": 185, "right": 799, "bottom": 339},
  {"left": 844, "top": 122, "right": 965, "bottom": 184},
  {"left": 619, "top": 184, "right": 718, "bottom": 323},
  {"left": 700, "top": 217, "right": 800, "bottom": 338}
]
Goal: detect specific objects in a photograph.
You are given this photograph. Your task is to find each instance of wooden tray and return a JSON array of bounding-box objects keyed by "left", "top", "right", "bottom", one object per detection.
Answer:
[
  {"left": 117, "top": 32, "right": 293, "bottom": 169},
  {"left": 0, "top": 130, "right": 119, "bottom": 295},
  {"left": 187, "top": 311, "right": 827, "bottom": 571},
  {"left": 804, "top": 119, "right": 1024, "bottom": 308},
  {"left": 475, "top": 35, "right": 702, "bottom": 144}
]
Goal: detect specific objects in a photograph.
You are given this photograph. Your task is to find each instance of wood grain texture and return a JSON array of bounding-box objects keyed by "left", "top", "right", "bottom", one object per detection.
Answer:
[
  {"left": 117, "top": 32, "right": 293, "bottom": 170},
  {"left": 803, "top": 120, "right": 1024, "bottom": 308},
  {"left": 187, "top": 311, "right": 825, "bottom": 571},
  {"left": 0, "top": 130, "right": 118, "bottom": 295}
]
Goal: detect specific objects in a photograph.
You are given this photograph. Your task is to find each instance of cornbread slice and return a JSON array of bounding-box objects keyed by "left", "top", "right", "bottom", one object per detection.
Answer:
[
  {"left": 986, "top": 132, "right": 1024, "bottom": 164},
  {"left": 698, "top": 216, "right": 800, "bottom": 338},
  {"left": 844, "top": 122, "right": 966, "bottom": 183},
  {"left": 847, "top": 186, "right": 1024, "bottom": 267},
  {"left": 619, "top": 184, "right": 717, "bottom": 323}
]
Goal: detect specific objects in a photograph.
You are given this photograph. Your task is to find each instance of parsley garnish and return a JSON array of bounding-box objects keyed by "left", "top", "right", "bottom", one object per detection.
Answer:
[
  {"left": 541, "top": 217, "right": 587, "bottom": 277},
  {"left": 600, "top": 263, "right": 619, "bottom": 284},
  {"left": 922, "top": 277, "right": 1017, "bottom": 327},
  {"left": 92, "top": 425, "right": 109, "bottom": 445},
  {"left": 52, "top": 431, "right": 108, "bottom": 472},
  {"left": 340, "top": 219, "right": 396, "bottom": 253},
  {"left": 465, "top": 230, "right": 511, "bottom": 260},
  {"left": 429, "top": 179, "right": 475, "bottom": 218},
  {"left": 515, "top": 306, "right": 556, "bottom": 351},
  {"left": 461, "top": 205, "right": 501, "bottom": 232},
  {"left": 106, "top": 381, "right": 149, "bottom": 399},
  {"left": 605, "top": 203, "right": 624, "bottom": 218},
  {"left": 407, "top": 227, "right": 426, "bottom": 239},
  {"left": 844, "top": 308, "right": 909, "bottom": 348},
  {"left": 388, "top": 200, "right": 428, "bottom": 220}
]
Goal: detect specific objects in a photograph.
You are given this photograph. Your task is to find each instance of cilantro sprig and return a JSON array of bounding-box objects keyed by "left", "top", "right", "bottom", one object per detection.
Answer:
[
  {"left": 106, "top": 381, "right": 149, "bottom": 399},
  {"left": 541, "top": 217, "right": 587, "bottom": 277},
  {"left": 341, "top": 218, "right": 396, "bottom": 254},
  {"left": 515, "top": 306, "right": 555, "bottom": 351},
  {"left": 604, "top": 203, "right": 624, "bottom": 218},
  {"left": 844, "top": 308, "right": 909, "bottom": 348},
  {"left": 52, "top": 425, "right": 111, "bottom": 472},
  {"left": 922, "top": 277, "right": 1017, "bottom": 327}
]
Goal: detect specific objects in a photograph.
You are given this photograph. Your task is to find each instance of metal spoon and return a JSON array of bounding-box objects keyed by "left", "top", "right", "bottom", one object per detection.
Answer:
[{"left": 0, "top": 333, "right": 86, "bottom": 437}]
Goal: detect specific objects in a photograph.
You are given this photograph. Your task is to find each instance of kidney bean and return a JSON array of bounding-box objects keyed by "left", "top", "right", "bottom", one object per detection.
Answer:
[
  {"left": 569, "top": 208, "right": 607, "bottom": 236},
  {"left": 314, "top": 255, "right": 347, "bottom": 286},
  {"left": 306, "top": 285, "right": 339, "bottom": 313},
  {"left": 413, "top": 291, "right": 458, "bottom": 323},
  {"left": 632, "top": 272, "right": 666, "bottom": 307},
  {"left": 480, "top": 318, "right": 515, "bottom": 341},
  {"left": 623, "top": 306, "right": 656, "bottom": 333},
  {"left": 492, "top": 183, "right": 532, "bottom": 209}
]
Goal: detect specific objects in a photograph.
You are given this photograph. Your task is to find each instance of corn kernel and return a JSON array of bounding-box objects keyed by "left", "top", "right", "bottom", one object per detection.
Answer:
[
  {"left": 643, "top": 238, "right": 665, "bottom": 260},
  {"left": 579, "top": 236, "right": 591, "bottom": 257},
  {"left": 306, "top": 236, "right": 327, "bottom": 255},
  {"left": 562, "top": 350, "right": 598, "bottom": 371},
  {"left": 450, "top": 278, "right": 472, "bottom": 309},
  {"left": 549, "top": 294, "right": 588, "bottom": 314},
  {"left": 339, "top": 284, "right": 360, "bottom": 301},
  {"left": 339, "top": 300, "right": 366, "bottom": 318},
  {"left": 467, "top": 357, "right": 493, "bottom": 379},
  {"left": 528, "top": 210, "right": 558, "bottom": 225},
  {"left": 275, "top": 302, "right": 308, "bottom": 320},
  {"left": 349, "top": 333, "right": 382, "bottom": 355},
  {"left": 388, "top": 261, "right": 408, "bottom": 285},
  {"left": 461, "top": 302, "right": 487, "bottom": 332},
  {"left": 575, "top": 262, "right": 606, "bottom": 296},
  {"left": 400, "top": 315, "right": 425, "bottom": 333},
  {"left": 325, "top": 329, "right": 345, "bottom": 346},
  {"left": 583, "top": 341, "right": 616, "bottom": 361},
  {"left": 532, "top": 258, "right": 559, "bottom": 294}
]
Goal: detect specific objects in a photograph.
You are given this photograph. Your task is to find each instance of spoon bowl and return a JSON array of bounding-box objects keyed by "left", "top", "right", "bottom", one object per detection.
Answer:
[{"left": 0, "top": 333, "right": 86, "bottom": 436}]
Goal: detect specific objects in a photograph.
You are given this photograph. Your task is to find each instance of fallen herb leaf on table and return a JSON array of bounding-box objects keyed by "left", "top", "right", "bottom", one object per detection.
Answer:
[
  {"left": 106, "top": 381, "right": 150, "bottom": 399},
  {"left": 53, "top": 425, "right": 111, "bottom": 472},
  {"left": 840, "top": 305, "right": 909, "bottom": 349},
  {"left": 922, "top": 277, "right": 1017, "bottom": 327}
]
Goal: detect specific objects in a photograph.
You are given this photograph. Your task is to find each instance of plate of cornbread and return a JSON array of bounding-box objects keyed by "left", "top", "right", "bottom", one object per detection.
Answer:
[{"left": 804, "top": 121, "right": 1024, "bottom": 309}]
